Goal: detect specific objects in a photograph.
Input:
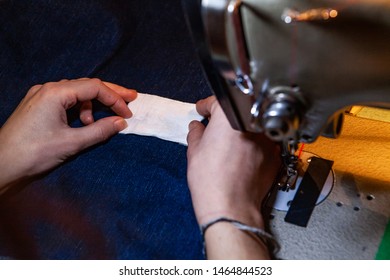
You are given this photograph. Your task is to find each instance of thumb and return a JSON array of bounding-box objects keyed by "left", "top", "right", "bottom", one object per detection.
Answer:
[
  {"left": 186, "top": 120, "right": 205, "bottom": 157},
  {"left": 69, "top": 116, "right": 127, "bottom": 151}
]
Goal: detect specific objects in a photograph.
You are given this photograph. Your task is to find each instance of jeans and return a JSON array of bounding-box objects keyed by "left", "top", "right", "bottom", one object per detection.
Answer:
[{"left": 0, "top": 0, "right": 211, "bottom": 259}]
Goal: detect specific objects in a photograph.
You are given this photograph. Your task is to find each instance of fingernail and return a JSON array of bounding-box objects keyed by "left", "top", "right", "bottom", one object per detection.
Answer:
[{"left": 114, "top": 118, "right": 128, "bottom": 131}]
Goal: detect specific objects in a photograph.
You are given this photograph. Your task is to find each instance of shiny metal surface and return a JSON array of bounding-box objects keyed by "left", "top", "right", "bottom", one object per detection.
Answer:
[{"left": 198, "top": 0, "right": 390, "bottom": 143}]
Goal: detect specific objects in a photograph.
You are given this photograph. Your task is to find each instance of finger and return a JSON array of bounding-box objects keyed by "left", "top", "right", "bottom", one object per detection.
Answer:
[
  {"left": 103, "top": 81, "right": 138, "bottom": 103},
  {"left": 55, "top": 78, "right": 133, "bottom": 118},
  {"left": 76, "top": 78, "right": 138, "bottom": 102},
  {"left": 68, "top": 116, "right": 128, "bottom": 151},
  {"left": 196, "top": 96, "right": 217, "bottom": 117},
  {"left": 79, "top": 101, "right": 94, "bottom": 125},
  {"left": 186, "top": 120, "right": 205, "bottom": 156}
]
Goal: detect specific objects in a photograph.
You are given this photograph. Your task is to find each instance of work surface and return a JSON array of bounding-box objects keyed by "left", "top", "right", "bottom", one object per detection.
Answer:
[{"left": 270, "top": 114, "right": 390, "bottom": 259}]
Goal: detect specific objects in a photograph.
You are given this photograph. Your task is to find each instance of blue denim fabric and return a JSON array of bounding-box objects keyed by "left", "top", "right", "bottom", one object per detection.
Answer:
[{"left": 0, "top": 0, "right": 212, "bottom": 259}]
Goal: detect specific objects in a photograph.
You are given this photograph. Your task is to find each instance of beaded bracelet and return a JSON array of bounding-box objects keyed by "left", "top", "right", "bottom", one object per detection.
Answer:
[{"left": 200, "top": 217, "right": 280, "bottom": 259}]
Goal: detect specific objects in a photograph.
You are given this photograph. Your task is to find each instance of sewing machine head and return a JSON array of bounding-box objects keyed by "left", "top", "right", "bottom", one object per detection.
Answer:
[{"left": 183, "top": 0, "right": 390, "bottom": 148}]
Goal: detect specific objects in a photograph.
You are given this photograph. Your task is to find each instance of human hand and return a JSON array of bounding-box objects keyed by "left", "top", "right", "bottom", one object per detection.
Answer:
[
  {"left": 186, "top": 96, "right": 281, "bottom": 229},
  {"left": 0, "top": 78, "right": 137, "bottom": 192}
]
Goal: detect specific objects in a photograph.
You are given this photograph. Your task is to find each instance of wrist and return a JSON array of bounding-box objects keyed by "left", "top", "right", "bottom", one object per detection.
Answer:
[
  {"left": 0, "top": 141, "right": 28, "bottom": 193},
  {"left": 196, "top": 204, "right": 265, "bottom": 230},
  {"left": 0, "top": 160, "right": 21, "bottom": 194},
  {"left": 201, "top": 217, "right": 277, "bottom": 259},
  {"left": 189, "top": 177, "right": 270, "bottom": 230}
]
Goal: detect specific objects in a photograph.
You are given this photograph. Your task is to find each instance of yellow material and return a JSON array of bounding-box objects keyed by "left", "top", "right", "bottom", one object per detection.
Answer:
[
  {"left": 348, "top": 106, "right": 390, "bottom": 123},
  {"left": 306, "top": 114, "right": 390, "bottom": 191}
]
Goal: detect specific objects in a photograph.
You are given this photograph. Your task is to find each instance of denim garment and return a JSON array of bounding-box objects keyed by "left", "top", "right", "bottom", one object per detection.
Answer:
[{"left": 0, "top": 0, "right": 212, "bottom": 259}]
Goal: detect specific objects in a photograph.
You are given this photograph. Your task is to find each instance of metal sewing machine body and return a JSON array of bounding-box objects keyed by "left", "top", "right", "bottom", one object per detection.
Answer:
[
  {"left": 184, "top": 0, "right": 390, "bottom": 146},
  {"left": 183, "top": 0, "right": 390, "bottom": 188}
]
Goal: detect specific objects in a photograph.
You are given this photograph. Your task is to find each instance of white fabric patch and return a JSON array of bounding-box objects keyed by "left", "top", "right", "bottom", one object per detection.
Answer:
[{"left": 120, "top": 93, "right": 203, "bottom": 145}]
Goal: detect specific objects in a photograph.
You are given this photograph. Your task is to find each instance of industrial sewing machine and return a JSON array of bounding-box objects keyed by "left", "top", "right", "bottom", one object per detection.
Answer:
[
  {"left": 184, "top": 0, "right": 390, "bottom": 157},
  {"left": 183, "top": 0, "right": 390, "bottom": 259}
]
